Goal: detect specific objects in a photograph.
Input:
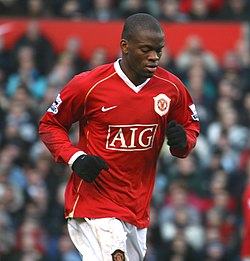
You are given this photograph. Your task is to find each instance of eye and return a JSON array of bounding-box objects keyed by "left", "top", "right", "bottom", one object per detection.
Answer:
[
  {"left": 156, "top": 49, "right": 163, "bottom": 55},
  {"left": 140, "top": 47, "right": 150, "bottom": 53}
]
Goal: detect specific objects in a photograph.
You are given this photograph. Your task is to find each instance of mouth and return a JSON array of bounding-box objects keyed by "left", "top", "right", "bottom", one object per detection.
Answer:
[{"left": 145, "top": 64, "right": 158, "bottom": 73}]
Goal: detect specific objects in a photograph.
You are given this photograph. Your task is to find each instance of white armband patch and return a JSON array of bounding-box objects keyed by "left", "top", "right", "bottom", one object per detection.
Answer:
[
  {"left": 189, "top": 104, "right": 199, "bottom": 121},
  {"left": 47, "top": 94, "right": 62, "bottom": 114}
]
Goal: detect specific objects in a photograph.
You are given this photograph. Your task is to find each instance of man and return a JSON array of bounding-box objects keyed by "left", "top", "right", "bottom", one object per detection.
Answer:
[
  {"left": 241, "top": 168, "right": 250, "bottom": 261},
  {"left": 39, "top": 13, "right": 200, "bottom": 261}
]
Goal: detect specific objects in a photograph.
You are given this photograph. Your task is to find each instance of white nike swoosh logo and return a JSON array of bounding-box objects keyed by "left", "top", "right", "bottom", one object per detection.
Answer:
[{"left": 101, "top": 106, "right": 117, "bottom": 112}]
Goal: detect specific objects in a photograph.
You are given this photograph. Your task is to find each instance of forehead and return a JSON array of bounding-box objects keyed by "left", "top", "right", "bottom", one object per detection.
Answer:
[{"left": 130, "top": 29, "right": 165, "bottom": 47}]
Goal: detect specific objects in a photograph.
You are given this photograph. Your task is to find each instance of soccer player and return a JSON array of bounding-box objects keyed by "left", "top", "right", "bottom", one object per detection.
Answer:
[{"left": 39, "top": 13, "right": 200, "bottom": 261}]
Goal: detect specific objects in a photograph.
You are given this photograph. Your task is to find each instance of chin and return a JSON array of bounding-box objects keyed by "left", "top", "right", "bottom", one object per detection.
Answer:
[{"left": 145, "top": 72, "right": 155, "bottom": 78}]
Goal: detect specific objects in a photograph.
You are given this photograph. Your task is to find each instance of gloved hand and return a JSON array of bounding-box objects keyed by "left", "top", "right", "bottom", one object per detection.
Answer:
[
  {"left": 166, "top": 120, "right": 187, "bottom": 150},
  {"left": 72, "top": 155, "right": 109, "bottom": 183}
]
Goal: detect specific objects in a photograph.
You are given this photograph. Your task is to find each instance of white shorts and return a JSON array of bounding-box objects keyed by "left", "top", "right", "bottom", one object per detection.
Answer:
[{"left": 67, "top": 217, "right": 147, "bottom": 261}]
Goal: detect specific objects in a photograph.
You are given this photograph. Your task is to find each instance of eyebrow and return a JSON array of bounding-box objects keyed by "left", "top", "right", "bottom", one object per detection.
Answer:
[{"left": 138, "top": 43, "right": 165, "bottom": 49}]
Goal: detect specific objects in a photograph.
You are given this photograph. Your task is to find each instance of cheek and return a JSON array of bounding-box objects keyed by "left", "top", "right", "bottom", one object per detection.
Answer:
[
  {"left": 128, "top": 49, "right": 144, "bottom": 64},
  {"left": 128, "top": 54, "right": 141, "bottom": 68},
  {"left": 132, "top": 54, "right": 145, "bottom": 67},
  {"left": 132, "top": 56, "right": 141, "bottom": 67}
]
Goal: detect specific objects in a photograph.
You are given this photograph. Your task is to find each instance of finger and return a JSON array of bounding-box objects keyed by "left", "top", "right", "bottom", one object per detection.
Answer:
[
  {"left": 168, "top": 143, "right": 181, "bottom": 149},
  {"left": 95, "top": 157, "right": 109, "bottom": 171},
  {"left": 101, "top": 161, "right": 109, "bottom": 171},
  {"left": 83, "top": 167, "right": 100, "bottom": 183},
  {"left": 167, "top": 130, "right": 184, "bottom": 139},
  {"left": 167, "top": 120, "right": 176, "bottom": 130},
  {"left": 84, "top": 175, "right": 93, "bottom": 183},
  {"left": 167, "top": 136, "right": 184, "bottom": 146}
]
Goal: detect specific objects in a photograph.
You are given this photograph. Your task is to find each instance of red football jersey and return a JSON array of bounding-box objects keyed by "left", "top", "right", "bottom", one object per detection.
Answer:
[
  {"left": 39, "top": 60, "right": 200, "bottom": 228},
  {"left": 241, "top": 184, "right": 250, "bottom": 258}
]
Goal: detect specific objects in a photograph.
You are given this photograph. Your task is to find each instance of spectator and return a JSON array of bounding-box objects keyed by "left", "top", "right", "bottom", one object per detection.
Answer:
[
  {"left": 14, "top": 217, "right": 48, "bottom": 260},
  {"left": 4, "top": 101, "right": 38, "bottom": 145},
  {"left": 208, "top": 170, "right": 228, "bottom": 196},
  {"left": 158, "top": 233, "right": 199, "bottom": 261},
  {"left": 216, "top": 78, "right": 242, "bottom": 109},
  {"left": 23, "top": 167, "right": 48, "bottom": 216},
  {"left": 47, "top": 52, "right": 75, "bottom": 92},
  {"left": 0, "top": 208, "right": 15, "bottom": 260},
  {"left": 179, "top": 0, "right": 224, "bottom": 16},
  {"left": 219, "top": 50, "right": 247, "bottom": 93},
  {"left": 175, "top": 35, "right": 219, "bottom": 75},
  {"left": 47, "top": 52, "right": 76, "bottom": 92},
  {"left": 5, "top": 46, "right": 47, "bottom": 100},
  {"left": 207, "top": 105, "right": 249, "bottom": 154},
  {"left": 60, "top": 0, "right": 83, "bottom": 19},
  {"left": 0, "top": 35, "right": 11, "bottom": 77},
  {"left": 24, "top": 0, "right": 51, "bottom": 18},
  {"left": 0, "top": 151, "right": 25, "bottom": 229},
  {"left": 143, "top": 205, "right": 162, "bottom": 261},
  {"left": 0, "top": 141, "right": 28, "bottom": 191},
  {"left": 158, "top": 0, "right": 188, "bottom": 22},
  {"left": 86, "top": 46, "right": 108, "bottom": 70},
  {"left": 158, "top": 47, "right": 177, "bottom": 74},
  {"left": 159, "top": 181, "right": 202, "bottom": 228},
  {"left": 218, "top": 0, "right": 250, "bottom": 21},
  {"left": 192, "top": 133, "right": 212, "bottom": 169},
  {"left": 49, "top": 0, "right": 91, "bottom": 18},
  {"left": 57, "top": 233, "right": 81, "bottom": 261},
  {"left": 204, "top": 203, "right": 238, "bottom": 260},
  {"left": 183, "top": 63, "right": 216, "bottom": 134},
  {"left": 241, "top": 158, "right": 250, "bottom": 260},
  {"left": 36, "top": 86, "right": 59, "bottom": 120},
  {"left": 234, "top": 38, "right": 250, "bottom": 69},
  {"left": 0, "top": 0, "right": 25, "bottom": 16},
  {"left": 119, "top": 0, "right": 150, "bottom": 18},
  {"left": 11, "top": 20, "right": 55, "bottom": 75},
  {"left": 239, "top": 137, "right": 250, "bottom": 174},
  {"left": 59, "top": 37, "right": 88, "bottom": 74},
  {"left": 10, "top": 85, "right": 37, "bottom": 114},
  {"left": 203, "top": 241, "right": 228, "bottom": 261},
  {"left": 0, "top": 84, "right": 9, "bottom": 145},
  {"left": 234, "top": 38, "right": 250, "bottom": 92},
  {"left": 166, "top": 153, "right": 205, "bottom": 196},
  {"left": 188, "top": 0, "right": 212, "bottom": 21},
  {"left": 86, "top": 0, "right": 120, "bottom": 21}
]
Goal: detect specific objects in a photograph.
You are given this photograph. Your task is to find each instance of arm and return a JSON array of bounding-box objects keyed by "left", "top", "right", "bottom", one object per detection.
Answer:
[
  {"left": 39, "top": 73, "right": 108, "bottom": 182},
  {"left": 39, "top": 74, "right": 86, "bottom": 164},
  {"left": 166, "top": 78, "right": 200, "bottom": 158}
]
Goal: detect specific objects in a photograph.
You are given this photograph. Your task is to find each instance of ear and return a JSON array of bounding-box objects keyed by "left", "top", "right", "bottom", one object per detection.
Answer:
[{"left": 120, "top": 39, "right": 128, "bottom": 54}]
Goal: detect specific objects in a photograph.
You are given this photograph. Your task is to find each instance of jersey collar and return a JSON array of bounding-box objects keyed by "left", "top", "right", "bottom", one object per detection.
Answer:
[{"left": 114, "top": 59, "right": 150, "bottom": 93}]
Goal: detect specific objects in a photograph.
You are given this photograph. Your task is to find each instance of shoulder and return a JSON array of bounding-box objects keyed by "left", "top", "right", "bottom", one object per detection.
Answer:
[
  {"left": 153, "top": 66, "right": 187, "bottom": 92},
  {"left": 60, "top": 63, "right": 116, "bottom": 99},
  {"left": 73, "top": 63, "right": 116, "bottom": 86},
  {"left": 65, "top": 63, "right": 115, "bottom": 88}
]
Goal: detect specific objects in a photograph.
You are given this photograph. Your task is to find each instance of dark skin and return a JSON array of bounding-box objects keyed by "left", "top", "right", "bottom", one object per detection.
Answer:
[
  {"left": 120, "top": 29, "right": 165, "bottom": 86},
  {"left": 120, "top": 28, "right": 188, "bottom": 151}
]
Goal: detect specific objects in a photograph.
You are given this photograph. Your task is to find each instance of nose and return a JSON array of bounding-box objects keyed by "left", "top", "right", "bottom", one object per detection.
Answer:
[{"left": 148, "top": 50, "right": 159, "bottom": 61}]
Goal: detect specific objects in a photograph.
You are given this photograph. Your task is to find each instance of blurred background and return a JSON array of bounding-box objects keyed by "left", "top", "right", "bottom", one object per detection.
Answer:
[{"left": 0, "top": 0, "right": 250, "bottom": 261}]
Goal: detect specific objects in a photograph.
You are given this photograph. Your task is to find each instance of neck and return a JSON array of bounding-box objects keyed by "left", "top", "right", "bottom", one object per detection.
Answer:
[{"left": 119, "top": 59, "right": 146, "bottom": 86}]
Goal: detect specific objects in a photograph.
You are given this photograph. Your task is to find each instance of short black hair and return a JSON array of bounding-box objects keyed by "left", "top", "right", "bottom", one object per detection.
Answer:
[{"left": 122, "top": 13, "right": 163, "bottom": 40}]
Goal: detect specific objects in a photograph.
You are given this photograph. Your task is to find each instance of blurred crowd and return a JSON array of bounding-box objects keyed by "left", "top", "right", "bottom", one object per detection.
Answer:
[
  {"left": 0, "top": 1, "right": 250, "bottom": 261},
  {"left": 0, "top": 0, "right": 250, "bottom": 21}
]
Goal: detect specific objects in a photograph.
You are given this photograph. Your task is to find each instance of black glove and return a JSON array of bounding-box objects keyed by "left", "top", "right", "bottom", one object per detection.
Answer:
[
  {"left": 72, "top": 155, "right": 109, "bottom": 183},
  {"left": 166, "top": 120, "right": 187, "bottom": 150}
]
